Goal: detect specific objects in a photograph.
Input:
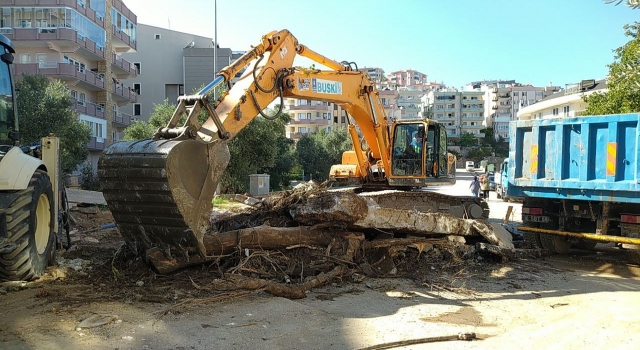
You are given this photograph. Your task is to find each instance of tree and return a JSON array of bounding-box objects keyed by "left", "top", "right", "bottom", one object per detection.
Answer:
[
  {"left": 16, "top": 74, "right": 91, "bottom": 173},
  {"left": 459, "top": 132, "right": 478, "bottom": 147},
  {"left": 222, "top": 111, "right": 292, "bottom": 193},
  {"left": 123, "top": 99, "right": 176, "bottom": 140},
  {"left": 294, "top": 127, "right": 352, "bottom": 183},
  {"left": 479, "top": 127, "right": 496, "bottom": 147},
  {"left": 604, "top": 0, "right": 640, "bottom": 9},
  {"left": 583, "top": 22, "right": 640, "bottom": 115}
]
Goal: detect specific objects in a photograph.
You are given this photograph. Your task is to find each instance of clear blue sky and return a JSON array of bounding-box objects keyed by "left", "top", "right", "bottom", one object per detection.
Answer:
[{"left": 125, "top": 0, "right": 638, "bottom": 89}]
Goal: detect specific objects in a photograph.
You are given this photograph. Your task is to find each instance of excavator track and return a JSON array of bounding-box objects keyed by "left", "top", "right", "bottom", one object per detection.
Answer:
[{"left": 329, "top": 187, "right": 489, "bottom": 219}]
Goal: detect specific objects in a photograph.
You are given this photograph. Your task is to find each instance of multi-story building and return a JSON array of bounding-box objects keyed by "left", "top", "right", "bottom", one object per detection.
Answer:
[
  {"left": 283, "top": 98, "right": 332, "bottom": 140},
  {"left": 358, "top": 66, "right": 385, "bottom": 85},
  {"left": 518, "top": 79, "right": 607, "bottom": 120},
  {"left": 387, "top": 69, "right": 428, "bottom": 90},
  {"left": 425, "top": 89, "right": 485, "bottom": 139},
  {"left": 121, "top": 24, "right": 244, "bottom": 122},
  {"left": 0, "top": 0, "right": 139, "bottom": 169},
  {"left": 465, "top": 79, "right": 559, "bottom": 141}
]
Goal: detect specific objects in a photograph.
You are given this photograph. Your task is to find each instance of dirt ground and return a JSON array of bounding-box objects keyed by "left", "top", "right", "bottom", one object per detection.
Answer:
[{"left": 1, "top": 203, "right": 640, "bottom": 350}]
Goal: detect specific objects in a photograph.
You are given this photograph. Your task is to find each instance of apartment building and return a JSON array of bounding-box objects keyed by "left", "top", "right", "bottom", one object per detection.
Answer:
[
  {"left": 0, "top": 0, "right": 138, "bottom": 169},
  {"left": 121, "top": 24, "right": 244, "bottom": 122},
  {"left": 518, "top": 79, "right": 607, "bottom": 120},
  {"left": 387, "top": 69, "right": 428, "bottom": 90},
  {"left": 425, "top": 90, "right": 485, "bottom": 139},
  {"left": 283, "top": 98, "right": 332, "bottom": 140},
  {"left": 466, "top": 80, "right": 559, "bottom": 141},
  {"left": 358, "top": 66, "right": 385, "bottom": 85}
]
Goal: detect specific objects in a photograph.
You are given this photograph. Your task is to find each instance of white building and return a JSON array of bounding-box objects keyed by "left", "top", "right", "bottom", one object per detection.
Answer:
[{"left": 518, "top": 79, "right": 607, "bottom": 120}]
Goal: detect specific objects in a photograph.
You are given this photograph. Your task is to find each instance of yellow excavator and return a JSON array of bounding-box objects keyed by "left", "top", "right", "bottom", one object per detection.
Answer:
[
  {"left": 98, "top": 30, "right": 487, "bottom": 260},
  {"left": 0, "top": 34, "right": 68, "bottom": 281}
]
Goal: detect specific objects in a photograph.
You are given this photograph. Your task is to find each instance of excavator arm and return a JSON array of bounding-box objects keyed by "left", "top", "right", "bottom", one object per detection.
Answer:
[{"left": 98, "top": 30, "right": 393, "bottom": 259}]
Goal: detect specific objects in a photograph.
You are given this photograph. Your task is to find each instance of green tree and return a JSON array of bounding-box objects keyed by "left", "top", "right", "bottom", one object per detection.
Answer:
[
  {"left": 295, "top": 134, "right": 331, "bottom": 182},
  {"left": 583, "top": 22, "right": 640, "bottom": 115},
  {"left": 459, "top": 132, "right": 478, "bottom": 147},
  {"left": 222, "top": 111, "right": 292, "bottom": 193},
  {"left": 16, "top": 74, "right": 91, "bottom": 173},
  {"left": 479, "top": 127, "right": 496, "bottom": 147},
  {"left": 123, "top": 99, "right": 177, "bottom": 140}
]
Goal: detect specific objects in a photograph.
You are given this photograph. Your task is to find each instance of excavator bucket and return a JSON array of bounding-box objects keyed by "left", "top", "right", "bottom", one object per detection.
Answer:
[{"left": 98, "top": 138, "right": 230, "bottom": 258}]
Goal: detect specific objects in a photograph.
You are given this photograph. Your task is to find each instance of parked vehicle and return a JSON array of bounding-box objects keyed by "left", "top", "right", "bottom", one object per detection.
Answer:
[
  {"left": 495, "top": 159, "right": 510, "bottom": 200},
  {"left": 507, "top": 113, "right": 640, "bottom": 262},
  {"left": 488, "top": 173, "right": 496, "bottom": 191},
  {"left": 465, "top": 161, "right": 474, "bottom": 171}
]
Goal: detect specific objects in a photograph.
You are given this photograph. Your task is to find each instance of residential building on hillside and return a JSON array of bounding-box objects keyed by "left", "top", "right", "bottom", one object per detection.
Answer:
[
  {"left": 358, "top": 67, "right": 385, "bottom": 84},
  {"left": 387, "top": 69, "right": 428, "bottom": 90},
  {"left": 396, "top": 89, "right": 422, "bottom": 119},
  {"left": 518, "top": 79, "right": 607, "bottom": 120},
  {"left": 379, "top": 89, "right": 400, "bottom": 120},
  {"left": 122, "top": 24, "right": 244, "bottom": 122},
  {"left": 465, "top": 79, "right": 559, "bottom": 141},
  {"left": 0, "top": 0, "right": 138, "bottom": 170},
  {"left": 424, "top": 90, "right": 485, "bottom": 139}
]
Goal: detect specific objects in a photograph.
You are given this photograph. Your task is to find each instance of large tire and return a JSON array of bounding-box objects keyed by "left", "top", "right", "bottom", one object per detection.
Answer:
[
  {"left": 539, "top": 234, "right": 570, "bottom": 254},
  {"left": 524, "top": 232, "right": 543, "bottom": 249},
  {"left": 0, "top": 170, "right": 55, "bottom": 281}
]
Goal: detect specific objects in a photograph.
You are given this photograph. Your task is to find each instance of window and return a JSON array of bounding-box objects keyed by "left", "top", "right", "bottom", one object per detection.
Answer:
[
  {"left": 134, "top": 104, "right": 141, "bottom": 116},
  {"left": 133, "top": 62, "right": 141, "bottom": 75},
  {"left": 155, "top": 34, "right": 161, "bottom": 40},
  {"left": 78, "top": 92, "right": 85, "bottom": 105},
  {"left": 18, "top": 53, "right": 31, "bottom": 64},
  {"left": 133, "top": 83, "right": 141, "bottom": 95},
  {"left": 552, "top": 108, "right": 559, "bottom": 116},
  {"left": 563, "top": 105, "right": 570, "bottom": 117},
  {"left": 306, "top": 113, "right": 311, "bottom": 119}
]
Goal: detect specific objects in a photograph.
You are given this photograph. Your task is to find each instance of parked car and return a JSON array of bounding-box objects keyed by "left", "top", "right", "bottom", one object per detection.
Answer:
[{"left": 465, "top": 161, "right": 474, "bottom": 171}]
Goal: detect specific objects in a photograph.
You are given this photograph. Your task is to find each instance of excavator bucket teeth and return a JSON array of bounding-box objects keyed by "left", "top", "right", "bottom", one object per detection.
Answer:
[{"left": 98, "top": 139, "right": 230, "bottom": 257}]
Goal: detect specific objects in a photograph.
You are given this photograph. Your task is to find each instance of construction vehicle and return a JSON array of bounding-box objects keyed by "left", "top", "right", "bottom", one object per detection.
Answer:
[
  {"left": 0, "top": 34, "right": 67, "bottom": 281},
  {"left": 98, "top": 30, "right": 488, "bottom": 260},
  {"left": 507, "top": 113, "right": 640, "bottom": 261}
]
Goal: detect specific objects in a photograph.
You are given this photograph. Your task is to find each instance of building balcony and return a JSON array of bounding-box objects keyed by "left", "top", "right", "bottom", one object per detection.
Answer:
[
  {"left": 4, "top": 27, "right": 105, "bottom": 61},
  {"left": 0, "top": 0, "right": 105, "bottom": 28},
  {"left": 112, "top": 83, "right": 138, "bottom": 103},
  {"left": 87, "top": 136, "right": 105, "bottom": 151},
  {"left": 112, "top": 111, "right": 133, "bottom": 127},
  {"left": 15, "top": 62, "right": 105, "bottom": 91},
  {"left": 461, "top": 107, "right": 483, "bottom": 112},
  {"left": 287, "top": 132, "right": 311, "bottom": 140},
  {"left": 498, "top": 94, "right": 510, "bottom": 99},
  {"left": 73, "top": 99, "right": 105, "bottom": 120},
  {"left": 111, "top": 24, "right": 136, "bottom": 53},
  {"left": 286, "top": 104, "right": 330, "bottom": 111},
  {"left": 112, "top": 53, "right": 137, "bottom": 78},
  {"left": 287, "top": 119, "right": 330, "bottom": 126}
]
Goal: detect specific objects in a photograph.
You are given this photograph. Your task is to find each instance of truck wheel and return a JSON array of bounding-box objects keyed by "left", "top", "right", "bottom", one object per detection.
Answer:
[
  {"left": 524, "top": 232, "right": 543, "bottom": 249},
  {"left": 0, "top": 170, "right": 55, "bottom": 281},
  {"left": 539, "top": 234, "right": 570, "bottom": 254}
]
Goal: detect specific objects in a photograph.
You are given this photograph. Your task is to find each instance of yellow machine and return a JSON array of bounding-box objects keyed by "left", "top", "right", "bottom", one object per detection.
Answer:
[
  {"left": 0, "top": 34, "right": 67, "bottom": 281},
  {"left": 99, "top": 30, "right": 487, "bottom": 259}
]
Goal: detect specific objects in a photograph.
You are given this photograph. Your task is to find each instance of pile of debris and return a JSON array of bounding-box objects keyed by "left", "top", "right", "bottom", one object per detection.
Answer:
[{"left": 140, "top": 182, "right": 521, "bottom": 299}]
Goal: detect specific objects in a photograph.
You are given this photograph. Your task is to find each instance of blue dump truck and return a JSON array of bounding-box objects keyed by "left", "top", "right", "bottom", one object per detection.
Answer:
[{"left": 507, "top": 113, "right": 640, "bottom": 262}]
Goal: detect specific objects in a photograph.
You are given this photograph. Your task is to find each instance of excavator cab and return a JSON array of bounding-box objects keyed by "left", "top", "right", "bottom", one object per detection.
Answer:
[{"left": 388, "top": 120, "right": 453, "bottom": 187}]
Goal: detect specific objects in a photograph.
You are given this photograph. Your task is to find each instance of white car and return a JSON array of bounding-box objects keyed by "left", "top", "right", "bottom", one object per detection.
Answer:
[{"left": 465, "top": 161, "right": 474, "bottom": 171}]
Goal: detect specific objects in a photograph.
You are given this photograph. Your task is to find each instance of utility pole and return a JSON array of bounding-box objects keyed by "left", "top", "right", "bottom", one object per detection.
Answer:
[{"left": 213, "top": 0, "right": 217, "bottom": 93}]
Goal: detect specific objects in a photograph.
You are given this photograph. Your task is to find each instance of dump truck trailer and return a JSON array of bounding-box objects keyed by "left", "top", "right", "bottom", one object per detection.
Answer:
[{"left": 507, "top": 113, "right": 640, "bottom": 261}]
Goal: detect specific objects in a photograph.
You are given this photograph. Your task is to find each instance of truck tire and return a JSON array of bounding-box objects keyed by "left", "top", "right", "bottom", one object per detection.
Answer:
[
  {"left": 539, "top": 233, "right": 570, "bottom": 254},
  {"left": 0, "top": 170, "right": 55, "bottom": 281},
  {"left": 524, "top": 232, "right": 543, "bottom": 249}
]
